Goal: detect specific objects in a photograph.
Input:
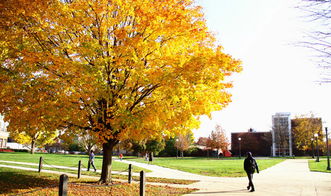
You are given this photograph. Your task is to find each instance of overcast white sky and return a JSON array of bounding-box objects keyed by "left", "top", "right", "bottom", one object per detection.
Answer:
[{"left": 193, "top": 0, "right": 331, "bottom": 139}]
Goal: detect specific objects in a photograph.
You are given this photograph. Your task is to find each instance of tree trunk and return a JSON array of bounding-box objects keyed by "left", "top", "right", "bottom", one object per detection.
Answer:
[
  {"left": 31, "top": 140, "right": 36, "bottom": 154},
  {"left": 99, "top": 140, "right": 116, "bottom": 184}
]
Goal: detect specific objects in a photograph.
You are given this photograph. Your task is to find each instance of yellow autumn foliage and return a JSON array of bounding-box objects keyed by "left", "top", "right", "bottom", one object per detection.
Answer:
[{"left": 0, "top": 0, "right": 241, "bottom": 182}]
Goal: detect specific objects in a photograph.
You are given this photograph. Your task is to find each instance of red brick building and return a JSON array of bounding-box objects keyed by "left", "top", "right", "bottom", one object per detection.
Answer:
[{"left": 231, "top": 129, "right": 272, "bottom": 157}]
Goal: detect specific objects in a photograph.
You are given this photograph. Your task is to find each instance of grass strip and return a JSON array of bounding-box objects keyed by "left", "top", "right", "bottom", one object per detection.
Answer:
[
  {"left": 129, "top": 157, "right": 285, "bottom": 177},
  {"left": 308, "top": 159, "right": 331, "bottom": 173}
]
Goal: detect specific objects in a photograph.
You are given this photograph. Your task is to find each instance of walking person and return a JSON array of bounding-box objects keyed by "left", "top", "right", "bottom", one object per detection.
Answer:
[
  {"left": 87, "top": 150, "right": 97, "bottom": 172},
  {"left": 244, "top": 152, "right": 259, "bottom": 192}
]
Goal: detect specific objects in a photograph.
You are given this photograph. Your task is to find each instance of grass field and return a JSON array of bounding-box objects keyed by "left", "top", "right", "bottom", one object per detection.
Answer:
[
  {"left": 308, "top": 159, "right": 331, "bottom": 173},
  {"left": 0, "top": 152, "right": 285, "bottom": 177},
  {"left": 128, "top": 157, "right": 285, "bottom": 177},
  {"left": 0, "top": 152, "right": 198, "bottom": 185},
  {"left": 0, "top": 167, "right": 196, "bottom": 196},
  {"left": 0, "top": 152, "right": 149, "bottom": 173}
]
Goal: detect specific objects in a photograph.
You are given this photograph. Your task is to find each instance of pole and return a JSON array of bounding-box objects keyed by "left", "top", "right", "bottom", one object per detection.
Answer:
[
  {"left": 128, "top": 164, "right": 132, "bottom": 183},
  {"left": 311, "top": 138, "right": 315, "bottom": 159},
  {"left": 175, "top": 139, "right": 179, "bottom": 158},
  {"left": 38, "top": 157, "right": 43, "bottom": 173},
  {"left": 239, "top": 141, "right": 241, "bottom": 159},
  {"left": 140, "top": 171, "right": 145, "bottom": 196},
  {"left": 326, "top": 127, "right": 330, "bottom": 170},
  {"left": 59, "top": 174, "right": 68, "bottom": 196},
  {"left": 316, "top": 134, "right": 320, "bottom": 162},
  {"left": 78, "top": 160, "right": 81, "bottom": 179},
  {"left": 239, "top": 138, "right": 241, "bottom": 159}
]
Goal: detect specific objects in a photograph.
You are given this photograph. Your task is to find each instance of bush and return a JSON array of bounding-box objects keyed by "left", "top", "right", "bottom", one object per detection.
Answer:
[
  {"left": 182, "top": 147, "right": 208, "bottom": 157},
  {"left": 0, "top": 149, "right": 14, "bottom": 152},
  {"left": 12, "top": 149, "right": 29, "bottom": 153},
  {"left": 68, "top": 143, "right": 84, "bottom": 152}
]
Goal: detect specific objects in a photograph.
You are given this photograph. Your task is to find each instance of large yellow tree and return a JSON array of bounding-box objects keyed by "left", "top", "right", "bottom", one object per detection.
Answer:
[
  {"left": 292, "top": 114, "right": 323, "bottom": 152},
  {"left": 0, "top": 0, "right": 241, "bottom": 183}
]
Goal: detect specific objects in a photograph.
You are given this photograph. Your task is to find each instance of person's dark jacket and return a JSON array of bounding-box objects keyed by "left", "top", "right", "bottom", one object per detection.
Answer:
[{"left": 244, "top": 153, "right": 259, "bottom": 174}]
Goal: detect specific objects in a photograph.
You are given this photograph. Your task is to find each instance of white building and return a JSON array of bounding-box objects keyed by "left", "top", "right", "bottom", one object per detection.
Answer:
[
  {"left": 0, "top": 115, "right": 9, "bottom": 148},
  {"left": 272, "top": 112, "right": 293, "bottom": 157}
]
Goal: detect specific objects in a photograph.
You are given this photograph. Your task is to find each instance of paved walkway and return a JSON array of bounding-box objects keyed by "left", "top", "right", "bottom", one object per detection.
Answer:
[
  {"left": 0, "top": 160, "right": 138, "bottom": 176},
  {"left": 118, "top": 159, "right": 206, "bottom": 180},
  {"left": 119, "top": 159, "right": 331, "bottom": 196},
  {"left": 1, "top": 159, "right": 331, "bottom": 195}
]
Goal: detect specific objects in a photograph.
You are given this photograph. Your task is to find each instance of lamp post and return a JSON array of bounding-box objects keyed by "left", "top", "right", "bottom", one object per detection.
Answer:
[
  {"left": 311, "top": 138, "right": 315, "bottom": 159},
  {"left": 238, "top": 137, "right": 242, "bottom": 159},
  {"left": 175, "top": 139, "right": 179, "bottom": 159},
  {"left": 118, "top": 141, "right": 121, "bottom": 155},
  {"left": 325, "top": 127, "right": 330, "bottom": 170},
  {"left": 314, "top": 133, "right": 320, "bottom": 162}
]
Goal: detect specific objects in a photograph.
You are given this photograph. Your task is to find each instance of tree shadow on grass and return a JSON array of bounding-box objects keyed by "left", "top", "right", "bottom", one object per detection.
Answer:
[{"left": 0, "top": 170, "right": 58, "bottom": 195}]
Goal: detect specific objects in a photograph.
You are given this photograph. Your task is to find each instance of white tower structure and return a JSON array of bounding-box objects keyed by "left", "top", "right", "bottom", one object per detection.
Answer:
[{"left": 272, "top": 112, "right": 292, "bottom": 157}]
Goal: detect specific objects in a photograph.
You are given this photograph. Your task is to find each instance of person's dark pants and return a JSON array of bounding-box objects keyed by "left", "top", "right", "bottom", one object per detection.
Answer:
[
  {"left": 88, "top": 161, "right": 97, "bottom": 172},
  {"left": 246, "top": 172, "right": 255, "bottom": 191}
]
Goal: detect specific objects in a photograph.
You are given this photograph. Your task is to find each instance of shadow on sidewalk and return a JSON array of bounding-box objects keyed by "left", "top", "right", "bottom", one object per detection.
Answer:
[{"left": 190, "top": 188, "right": 247, "bottom": 194}]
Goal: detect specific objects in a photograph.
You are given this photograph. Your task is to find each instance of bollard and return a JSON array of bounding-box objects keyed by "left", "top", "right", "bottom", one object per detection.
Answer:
[
  {"left": 128, "top": 164, "right": 132, "bottom": 184},
  {"left": 140, "top": 171, "right": 145, "bottom": 196},
  {"left": 38, "top": 157, "right": 43, "bottom": 173},
  {"left": 78, "top": 160, "right": 81, "bottom": 179},
  {"left": 59, "top": 174, "right": 68, "bottom": 196}
]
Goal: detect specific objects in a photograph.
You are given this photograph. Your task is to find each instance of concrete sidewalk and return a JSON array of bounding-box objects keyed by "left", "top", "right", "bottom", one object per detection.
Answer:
[
  {"left": 117, "top": 159, "right": 331, "bottom": 196},
  {"left": 185, "top": 159, "right": 331, "bottom": 196},
  {"left": 117, "top": 159, "right": 208, "bottom": 180},
  {"left": 0, "top": 160, "right": 138, "bottom": 176}
]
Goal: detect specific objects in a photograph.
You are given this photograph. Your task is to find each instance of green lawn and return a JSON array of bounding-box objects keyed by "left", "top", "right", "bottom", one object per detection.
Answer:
[
  {"left": 308, "top": 159, "right": 331, "bottom": 173},
  {"left": 0, "top": 152, "right": 196, "bottom": 185},
  {"left": 128, "top": 157, "right": 285, "bottom": 177},
  {"left": 0, "top": 167, "right": 196, "bottom": 196},
  {"left": 0, "top": 152, "right": 149, "bottom": 173}
]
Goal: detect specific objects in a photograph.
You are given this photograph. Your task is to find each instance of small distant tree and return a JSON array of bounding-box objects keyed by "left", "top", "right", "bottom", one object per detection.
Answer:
[
  {"left": 175, "top": 132, "right": 194, "bottom": 157},
  {"left": 146, "top": 139, "right": 165, "bottom": 156},
  {"left": 196, "top": 137, "right": 208, "bottom": 146},
  {"left": 206, "top": 125, "right": 229, "bottom": 158},
  {"left": 115, "top": 139, "right": 133, "bottom": 154},
  {"left": 158, "top": 137, "right": 177, "bottom": 157},
  {"left": 11, "top": 128, "right": 58, "bottom": 154},
  {"left": 130, "top": 140, "right": 147, "bottom": 156},
  {"left": 196, "top": 136, "right": 209, "bottom": 156},
  {"left": 78, "top": 131, "right": 99, "bottom": 153}
]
